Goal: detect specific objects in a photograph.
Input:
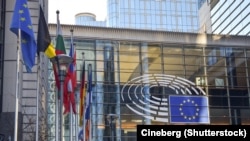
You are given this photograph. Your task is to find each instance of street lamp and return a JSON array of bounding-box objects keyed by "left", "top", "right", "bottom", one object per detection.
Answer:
[
  {"left": 50, "top": 54, "right": 73, "bottom": 141},
  {"left": 107, "top": 114, "right": 118, "bottom": 141}
]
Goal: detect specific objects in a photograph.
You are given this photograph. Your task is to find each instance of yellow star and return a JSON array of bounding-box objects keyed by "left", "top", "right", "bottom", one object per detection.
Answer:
[
  {"left": 22, "top": 39, "right": 27, "bottom": 44},
  {"left": 19, "top": 10, "right": 24, "bottom": 14},
  {"left": 28, "top": 25, "right": 32, "bottom": 29},
  {"left": 23, "top": 3, "right": 27, "bottom": 8},
  {"left": 20, "top": 17, "right": 26, "bottom": 21}
]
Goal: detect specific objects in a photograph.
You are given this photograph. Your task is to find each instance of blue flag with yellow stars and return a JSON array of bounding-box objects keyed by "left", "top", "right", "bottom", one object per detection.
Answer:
[
  {"left": 10, "top": 0, "right": 37, "bottom": 72},
  {"left": 169, "top": 95, "right": 210, "bottom": 124}
]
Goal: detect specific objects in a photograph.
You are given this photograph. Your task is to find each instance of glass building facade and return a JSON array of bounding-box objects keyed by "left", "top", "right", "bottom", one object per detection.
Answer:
[
  {"left": 46, "top": 25, "right": 250, "bottom": 141},
  {"left": 77, "top": 0, "right": 201, "bottom": 32},
  {"left": 107, "top": 0, "right": 199, "bottom": 32},
  {"left": 210, "top": 0, "right": 250, "bottom": 35}
]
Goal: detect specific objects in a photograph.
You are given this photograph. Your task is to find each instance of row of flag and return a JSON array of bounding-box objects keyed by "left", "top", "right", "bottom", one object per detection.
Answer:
[
  {"left": 79, "top": 63, "right": 92, "bottom": 141},
  {"left": 10, "top": 0, "right": 92, "bottom": 140},
  {"left": 10, "top": 0, "right": 56, "bottom": 72},
  {"left": 9, "top": 0, "right": 76, "bottom": 113}
]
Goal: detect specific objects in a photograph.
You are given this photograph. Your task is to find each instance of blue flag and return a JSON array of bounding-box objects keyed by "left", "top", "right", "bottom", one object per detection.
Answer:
[
  {"left": 169, "top": 95, "right": 209, "bottom": 124},
  {"left": 85, "top": 64, "right": 92, "bottom": 120},
  {"left": 78, "top": 129, "right": 83, "bottom": 140},
  {"left": 83, "top": 64, "right": 92, "bottom": 141},
  {"left": 10, "top": 0, "right": 37, "bottom": 72}
]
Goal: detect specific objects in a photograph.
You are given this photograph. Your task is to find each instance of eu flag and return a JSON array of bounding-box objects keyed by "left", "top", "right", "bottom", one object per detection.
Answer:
[
  {"left": 169, "top": 95, "right": 209, "bottom": 124},
  {"left": 10, "top": 0, "right": 37, "bottom": 72}
]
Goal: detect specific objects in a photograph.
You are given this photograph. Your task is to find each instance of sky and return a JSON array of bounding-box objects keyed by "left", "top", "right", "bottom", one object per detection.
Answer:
[{"left": 48, "top": 0, "right": 107, "bottom": 24}]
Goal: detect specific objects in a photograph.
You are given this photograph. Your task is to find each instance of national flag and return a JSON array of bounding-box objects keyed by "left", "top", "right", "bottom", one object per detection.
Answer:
[
  {"left": 53, "top": 10, "right": 66, "bottom": 91},
  {"left": 53, "top": 62, "right": 60, "bottom": 92},
  {"left": 63, "top": 75, "right": 77, "bottom": 114},
  {"left": 63, "top": 31, "right": 77, "bottom": 115},
  {"left": 79, "top": 60, "right": 86, "bottom": 126},
  {"left": 68, "top": 31, "right": 77, "bottom": 114},
  {"left": 84, "top": 120, "right": 90, "bottom": 141},
  {"left": 10, "top": 0, "right": 37, "bottom": 72},
  {"left": 68, "top": 33, "right": 77, "bottom": 91},
  {"left": 169, "top": 95, "right": 210, "bottom": 124},
  {"left": 84, "top": 64, "right": 92, "bottom": 141},
  {"left": 37, "top": 6, "right": 56, "bottom": 58},
  {"left": 53, "top": 11, "right": 73, "bottom": 113},
  {"left": 55, "top": 10, "right": 66, "bottom": 55}
]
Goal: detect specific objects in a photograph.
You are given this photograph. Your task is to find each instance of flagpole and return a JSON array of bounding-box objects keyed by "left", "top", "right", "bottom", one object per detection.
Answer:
[
  {"left": 83, "top": 99, "right": 86, "bottom": 141},
  {"left": 35, "top": 55, "right": 41, "bottom": 141},
  {"left": 89, "top": 104, "right": 92, "bottom": 141},
  {"left": 88, "top": 64, "right": 92, "bottom": 141},
  {"left": 36, "top": 1, "right": 42, "bottom": 140},
  {"left": 82, "top": 53, "right": 86, "bottom": 141},
  {"left": 80, "top": 52, "right": 85, "bottom": 141},
  {"left": 75, "top": 53, "right": 79, "bottom": 141},
  {"left": 55, "top": 87, "right": 59, "bottom": 141},
  {"left": 69, "top": 29, "right": 74, "bottom": 141},
  {"left": 70, "top": 104, "right": 73, "bottom": 141},
  {"left": 75, "top": 66, "right": 80, "bottom": 141},
  {"left": 84, "top": 64, "right": 92, "bottom": 141},
  {"left": 55, "top": 10, "right": 60, "bottom": 141},
  {"left": 14, "top": 28, "right": 21, "bottom": 141},
  {"left": 75, "top": 90, "right": 79, "bottom": 141},
  {"left": 81, "top": 52, "right": 86, "bottom": 141}
]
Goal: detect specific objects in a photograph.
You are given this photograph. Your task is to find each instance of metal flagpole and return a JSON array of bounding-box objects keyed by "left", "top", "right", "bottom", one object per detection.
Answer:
[
  {"left": 58, "top": 58, "right": 64, "bottom": 141},
  {"left": 55, "top": 87, "right": 59, "bottom": 141},
  {"left": 84, "top": 64, "right": 92, "bottom": 141},
  {"left": 70, "top": 103, "right": 73, "bottom": 141},
  {"left": 74, "top": 44, "right": 80, "bottom": 141},
  {"left": 83, "top": 63, "right": 87, "bottom": 141},
  {"left": 81, "top": 52, "right": 85, "bottom": 141},
  {"left": 36, "top": 0, "right": 46, "bottom": 140},
  {"left": 83, "top": 71, "right": 86, "bottom": 141},
  {"left": 83, "top": 103, "right": 86, "bottom": 141},
  {"left": 35, "top": 19, "right": 39, "bottom": 141},
  {"left": 75, "top": 91, "right": 79, "bottom": 141},
  {"left": 55, "top": 11, "right": 59, "bottom": 141},
  {"left": 69, "top": 29, "right": 74, "bottom": 141},
  {"left": 14, "top": 28, "right": 21, "bottom": 141},
  {"left": 36, "top": 2, "right": 42, "bottom": 140},
  {"left": 35, "top": 55, "right": 41, "bottom": 141},
  {"left": 89, "top": 64, "right": 92, "bottom": 141}
]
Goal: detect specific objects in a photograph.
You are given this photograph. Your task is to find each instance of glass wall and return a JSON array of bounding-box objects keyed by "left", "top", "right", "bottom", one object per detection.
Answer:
[
  {"left": 48, "top": 38, "right": 250, "bottom": 141},
  {"left": 107, "top": 0, "right": 199, "bottom": 32}
]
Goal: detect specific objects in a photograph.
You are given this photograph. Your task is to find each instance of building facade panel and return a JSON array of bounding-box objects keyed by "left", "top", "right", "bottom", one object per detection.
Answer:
[{"left": 210, "top": 0, "right": 250, "bottom": 36}]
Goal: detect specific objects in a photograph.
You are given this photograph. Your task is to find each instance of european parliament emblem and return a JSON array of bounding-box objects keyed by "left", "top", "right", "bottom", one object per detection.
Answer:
[
  {"left": 121, "top": 74, "right": 208, "bottom": 122},
  {"left": 169, "top": 95, "right": 209, "bottom": 124}
]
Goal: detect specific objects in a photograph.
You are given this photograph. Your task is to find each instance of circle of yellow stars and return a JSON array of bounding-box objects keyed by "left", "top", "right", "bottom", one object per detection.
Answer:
[{"left": 179, "top": 99, "right": 199, "bottom": 120}]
